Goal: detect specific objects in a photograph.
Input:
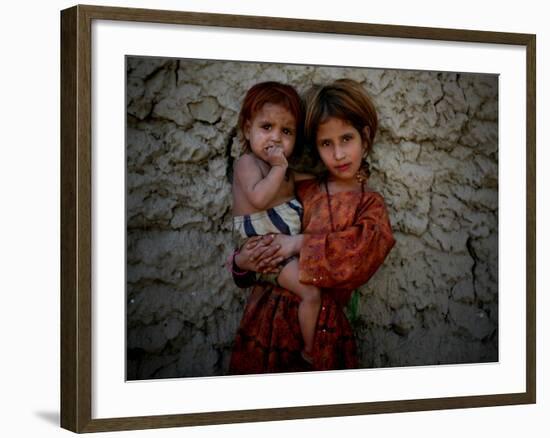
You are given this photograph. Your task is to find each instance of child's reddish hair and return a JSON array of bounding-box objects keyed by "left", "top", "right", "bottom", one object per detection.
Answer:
[{"left": 238, "top": 81, "right": 303, "bottom": 153}]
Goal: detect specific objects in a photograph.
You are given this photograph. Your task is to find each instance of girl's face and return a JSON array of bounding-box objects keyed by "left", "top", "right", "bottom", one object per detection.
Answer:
[
  {"left": 244, "top": 103, "right": 297, "bottom": 162},
  {"left": 315, "top": 117, "right": 367, "bottom": 186}
]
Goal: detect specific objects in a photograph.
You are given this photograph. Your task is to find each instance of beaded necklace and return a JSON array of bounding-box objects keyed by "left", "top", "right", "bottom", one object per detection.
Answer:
[{"left": 323, "top": 178, "right": 365, "bottom": 232}]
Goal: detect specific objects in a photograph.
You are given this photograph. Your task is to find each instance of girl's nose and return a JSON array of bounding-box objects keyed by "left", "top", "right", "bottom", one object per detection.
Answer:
[{"left": 333, "top": 144, "right": 345, "bottom": 160}]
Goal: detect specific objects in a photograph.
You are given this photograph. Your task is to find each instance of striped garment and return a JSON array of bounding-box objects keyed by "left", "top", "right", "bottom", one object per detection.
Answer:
[{"left": 233, "top": 198, "right": 303, "bottom": 242}]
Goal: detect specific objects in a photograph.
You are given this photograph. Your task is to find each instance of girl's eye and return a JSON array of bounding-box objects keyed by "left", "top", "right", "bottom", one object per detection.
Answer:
[
  {"left": 319, "top": 141, "right": 330, "bottom": 148},
  {"left": 262, "top": 124, "right": 271, "bottom": 130},
  {"left": 282, "top": 128, "right": 292, "bottom": 135},
  {"left": 343, "top": 135, "right": 352, "bottom": 142}
]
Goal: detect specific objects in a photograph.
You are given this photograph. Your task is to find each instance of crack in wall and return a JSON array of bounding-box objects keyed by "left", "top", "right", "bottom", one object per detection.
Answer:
[{"left": 466, "top": 236, "right": 479, "bottom": 303}]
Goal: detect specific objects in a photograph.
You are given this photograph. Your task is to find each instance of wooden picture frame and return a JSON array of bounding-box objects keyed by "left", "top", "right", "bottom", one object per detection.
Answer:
[{"left": 61, "top": 4, "right": 536, "bottom": 433}]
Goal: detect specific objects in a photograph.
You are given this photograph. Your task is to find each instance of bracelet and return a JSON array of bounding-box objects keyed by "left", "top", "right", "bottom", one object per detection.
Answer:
[{"left": 227, "top": 249, "right": 250, "bottom": 276}]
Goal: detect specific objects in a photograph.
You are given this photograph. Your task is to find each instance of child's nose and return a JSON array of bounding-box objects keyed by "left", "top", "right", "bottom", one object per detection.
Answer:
[
  {"left": 271, "top": 129, "right": 282, "bottom": 142},
  {"left": 334, "top": 145, "right": 345, "bottom": 159}
]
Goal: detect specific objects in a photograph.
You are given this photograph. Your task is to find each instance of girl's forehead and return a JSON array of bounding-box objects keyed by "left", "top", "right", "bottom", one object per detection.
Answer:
[
  {"left": 253, "top": 102, "right": 296, "bottom": 122},
  {"left": 317, "top": 117, "right": 355, "bottom": 132}
]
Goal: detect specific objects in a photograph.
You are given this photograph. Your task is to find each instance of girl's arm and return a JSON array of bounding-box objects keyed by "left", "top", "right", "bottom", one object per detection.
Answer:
[
  {"left": 235, "top": 152, "right": 287, "bottom": 210},
  {"left": 231, "top": 256, "right": 257, "bottom": 289},
  {"left": 298, "top": 193, "right": 396, "bottom": 290},
  {"left": 293, "top": 170, "right": 316, "bottom": 182}
]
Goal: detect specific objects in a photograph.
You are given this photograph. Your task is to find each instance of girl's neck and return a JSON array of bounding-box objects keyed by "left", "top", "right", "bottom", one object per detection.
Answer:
[{"left": 324, "top": 177, "right": 363, "bottom": 194}]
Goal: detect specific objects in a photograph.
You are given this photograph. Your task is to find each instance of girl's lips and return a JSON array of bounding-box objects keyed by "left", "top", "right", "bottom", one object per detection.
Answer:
[{"left": 334, "top": 163, "right": 351, "bottom": 172}]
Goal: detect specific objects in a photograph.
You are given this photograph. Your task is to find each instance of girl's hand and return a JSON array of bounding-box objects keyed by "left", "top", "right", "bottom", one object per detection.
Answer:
[
  {"left": 235, "top": 235, "right": 282, "bottom": 274},
  {"left": 257, "top": 234, "right": 304, "bottom": 271}
]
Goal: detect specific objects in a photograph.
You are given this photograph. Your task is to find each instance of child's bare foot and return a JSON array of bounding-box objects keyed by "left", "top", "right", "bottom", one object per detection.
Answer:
[{"left": 301, "top": 350, "right": 313, "bottom": 365}]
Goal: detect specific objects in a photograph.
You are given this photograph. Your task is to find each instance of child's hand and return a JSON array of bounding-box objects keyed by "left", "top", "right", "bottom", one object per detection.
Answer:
[{"left": 265, "top": 146, "right": 288, "bottom": 168}]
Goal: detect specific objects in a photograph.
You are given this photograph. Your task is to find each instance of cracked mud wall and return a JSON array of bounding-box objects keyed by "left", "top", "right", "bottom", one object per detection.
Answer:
[{"left": 126, "top": 57, "right": 498, "bottom": 379}]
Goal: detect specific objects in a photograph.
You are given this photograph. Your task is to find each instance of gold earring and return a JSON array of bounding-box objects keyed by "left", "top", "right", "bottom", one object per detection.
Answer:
[
  {"left": 355, "top": 158, "right": 370, "bottom": 183},
  {"left": 356, "top": 144, "right": 371, "bottom": 183}
]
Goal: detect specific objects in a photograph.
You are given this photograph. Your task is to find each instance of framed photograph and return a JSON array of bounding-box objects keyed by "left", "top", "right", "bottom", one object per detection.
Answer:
[{"left": 60, "top": 4, "right": 536, "bottom": 433}]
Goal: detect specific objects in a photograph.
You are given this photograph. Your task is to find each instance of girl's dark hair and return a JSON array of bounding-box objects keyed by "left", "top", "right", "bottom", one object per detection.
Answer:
[
  {"left": 237, "top": 81, "right": 303, "bottom": 154},
  {"left": 304, "top": 79, "right": 378, "bottom": 156}
]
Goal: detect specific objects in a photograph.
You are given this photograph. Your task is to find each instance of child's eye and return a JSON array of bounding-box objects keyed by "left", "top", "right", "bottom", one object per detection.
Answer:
[
  {"left": 319, "top": 140, "right": 331, "bottom": 148},
  {"left": 262, "top": 124, "right": 272, "bottom": 130},
  {"left": 282, "top": 128, "right": 293, "bottom": 135},
  {"left": 343, "top": 135, "right": 352, "bottom": 142}
]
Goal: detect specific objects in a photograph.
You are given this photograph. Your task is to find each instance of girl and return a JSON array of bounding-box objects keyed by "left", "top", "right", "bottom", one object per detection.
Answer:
[
  {"left": 230, "top": 79, "right": 396, "bottom": 373},
  {"left": 231, "top": 81, "right": 320, "bottom": 363}
]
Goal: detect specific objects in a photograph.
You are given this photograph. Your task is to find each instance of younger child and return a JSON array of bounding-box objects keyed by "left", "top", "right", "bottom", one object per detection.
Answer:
[{"left": 231, "top": 82, "right": 320, "bottom": 364}]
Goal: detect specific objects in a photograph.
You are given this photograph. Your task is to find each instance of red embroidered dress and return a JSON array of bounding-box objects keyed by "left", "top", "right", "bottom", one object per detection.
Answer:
[{"left": 229, "top": 179, "right": 395, "bottom": 374}]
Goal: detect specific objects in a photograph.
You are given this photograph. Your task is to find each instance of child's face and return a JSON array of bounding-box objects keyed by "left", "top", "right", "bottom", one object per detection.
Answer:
[
  {"left": 315, "top": 117, "right": 367, "bottom": 185},
  {"left": 244, "top": 103, "right": 297, "bottom": 162}
]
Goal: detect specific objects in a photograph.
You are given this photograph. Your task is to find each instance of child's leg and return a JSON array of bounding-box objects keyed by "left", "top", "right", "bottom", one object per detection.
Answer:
[{"left": 277, "top": 259, "right": 321, "bottom": 358}]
